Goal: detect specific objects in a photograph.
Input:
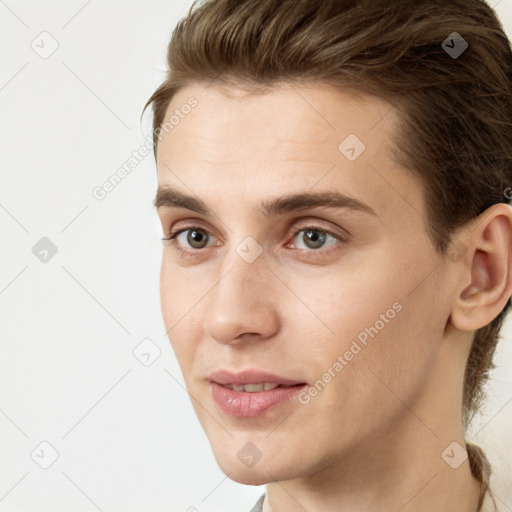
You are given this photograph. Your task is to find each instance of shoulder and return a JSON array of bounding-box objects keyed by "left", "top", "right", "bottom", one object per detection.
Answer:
[
  {"left": 480, "top": 489, "right": 509, "bottom": 512},
  {"left": 479, "top": 464, "right": 512, "bottom": 512},
  {"left": 481, "top": 491, "right": 496, "bottom": 512}
]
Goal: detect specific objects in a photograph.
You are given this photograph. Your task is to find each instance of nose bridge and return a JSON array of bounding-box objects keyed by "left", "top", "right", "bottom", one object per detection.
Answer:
[
  {"left": 203, "top": 242, "right": 280, "bottom": 343},
  {"left": 216, "top": 234, "right": 270, "bottom": 300}
]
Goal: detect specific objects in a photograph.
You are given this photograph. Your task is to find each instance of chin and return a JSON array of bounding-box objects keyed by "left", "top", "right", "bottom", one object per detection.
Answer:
[
  {"left": 213, "top": 448, "right": 304, "bottom": 486},
  {"left": 225, "top": 469, "right": 273, "bottom": 486}
]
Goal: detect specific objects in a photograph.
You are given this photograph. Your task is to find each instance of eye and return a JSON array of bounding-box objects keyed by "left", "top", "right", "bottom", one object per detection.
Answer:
[
  {"left": 161, "top": 223, "right": 347, "bottom": 258},
  {"left": 289, "top": 227, "right": 341, "bottom": 251},
  {"left": 163, "top": 227, "right": 214, "bottom": 250}
]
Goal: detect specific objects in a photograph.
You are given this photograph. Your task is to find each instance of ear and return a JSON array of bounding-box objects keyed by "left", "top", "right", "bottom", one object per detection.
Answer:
[{"left": 450, "top": 203, "right": 512, "bottom": 332}]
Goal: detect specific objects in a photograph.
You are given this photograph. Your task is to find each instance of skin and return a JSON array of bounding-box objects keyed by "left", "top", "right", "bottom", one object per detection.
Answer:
[{"left": 155, "top": 82, "right": 512, "bottom": 512}]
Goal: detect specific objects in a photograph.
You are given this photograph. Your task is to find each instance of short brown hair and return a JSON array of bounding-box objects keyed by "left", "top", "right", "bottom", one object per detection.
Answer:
[{"left": 142, "top": 0, "right": 512, "bottom": 507}]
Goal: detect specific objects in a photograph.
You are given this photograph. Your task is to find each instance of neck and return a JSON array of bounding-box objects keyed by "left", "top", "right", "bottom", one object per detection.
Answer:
[
  {"left": 263, "top": 444, "right": 480, "bottom": 512},
  {"left": 263, "top": 330, "right": 483, "bottom": 512},
  {"left": 263, "top": 433, "right": 483, "bottom": 512}
]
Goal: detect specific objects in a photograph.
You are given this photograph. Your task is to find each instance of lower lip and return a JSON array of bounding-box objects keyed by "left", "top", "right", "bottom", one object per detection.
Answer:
[{"left": 210, "top": 382, "right": 307, "bottom": 417}]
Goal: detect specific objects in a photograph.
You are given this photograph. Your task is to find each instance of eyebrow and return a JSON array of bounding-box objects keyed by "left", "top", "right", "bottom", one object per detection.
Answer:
[{"left": 153, "top": 186, "right": 377, "bottom": 217}]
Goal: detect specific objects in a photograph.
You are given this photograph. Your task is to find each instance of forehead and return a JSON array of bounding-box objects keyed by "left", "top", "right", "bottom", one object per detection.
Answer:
[
  {"left": 158, "top": 82, "right": 395, "bottom": 164},
  {"left": 155, "top": 82, "right": 425, "bottom": 228}
]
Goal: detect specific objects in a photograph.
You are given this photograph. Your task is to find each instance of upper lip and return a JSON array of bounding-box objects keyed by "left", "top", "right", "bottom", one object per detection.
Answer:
[{"left": 208, "top": 369, "right": 306, "bottom": 386}]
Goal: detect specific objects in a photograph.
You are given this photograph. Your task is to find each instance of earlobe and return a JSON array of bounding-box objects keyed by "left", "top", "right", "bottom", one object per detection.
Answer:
[{"left": 449, "top": 203, "right": 512, "bottom": 332}]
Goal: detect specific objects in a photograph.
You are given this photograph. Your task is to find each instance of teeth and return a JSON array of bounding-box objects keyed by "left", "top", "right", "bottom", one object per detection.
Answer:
[{"left": 226, "top": 383, "right": 280, "bottom": 392}]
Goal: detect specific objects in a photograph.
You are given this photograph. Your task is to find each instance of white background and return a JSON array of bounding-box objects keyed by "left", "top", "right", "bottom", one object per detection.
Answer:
[{"left": 0, "top": 1, "right": 511, "bottom": 511}]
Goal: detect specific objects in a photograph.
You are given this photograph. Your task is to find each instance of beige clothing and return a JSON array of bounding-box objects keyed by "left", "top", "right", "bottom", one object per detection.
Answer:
[{"left": 481, "top": 490, "right": 504, "bottom": 512}]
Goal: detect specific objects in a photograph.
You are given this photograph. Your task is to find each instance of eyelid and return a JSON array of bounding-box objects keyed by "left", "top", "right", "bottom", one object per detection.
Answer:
[
  {"left": 164, "top": 218, "right": 348, "bottom": 244},
  {"left": 289, "top": 219, "right": 350, "bottom": 242},
  {"left": 164, "top": 228, "right": 346, "bottom": 265},
  {"left": 163, "top": 220, "right": 219, "bottom": 243}
]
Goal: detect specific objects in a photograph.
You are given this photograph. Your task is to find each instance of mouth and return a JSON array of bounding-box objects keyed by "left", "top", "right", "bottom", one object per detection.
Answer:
[
  {"left": 208, "top": 369, "right": 307, "bottom": 388},
  {"left": 220, "top": 382, "right": 305, "bottom": 392},
  {"left": 209, "top": 380, "right": 308, "bottom": 417},
  {"left": 207, "top": 369, "right": 308, "bottom": 417}
]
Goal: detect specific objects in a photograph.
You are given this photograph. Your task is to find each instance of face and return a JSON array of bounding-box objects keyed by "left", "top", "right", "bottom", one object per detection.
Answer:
[{"left": 155, "top": 82, "right": 451, "bottom": 485}]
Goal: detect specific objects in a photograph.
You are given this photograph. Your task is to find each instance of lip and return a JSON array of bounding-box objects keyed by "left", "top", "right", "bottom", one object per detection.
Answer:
[
  {"left": 208, "top": 369, "right": 307, "bottom": 417},
  {"left": 210, "top": 382, "right": 307, "bottom": 417},
  {"left": 208, "top": 369, "right": 306, "bottom": 387}
]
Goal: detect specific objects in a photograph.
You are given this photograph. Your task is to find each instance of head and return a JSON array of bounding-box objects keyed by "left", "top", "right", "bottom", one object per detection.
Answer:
[{"left": 143, "top": 0, "right": 512, "bottom": 502}]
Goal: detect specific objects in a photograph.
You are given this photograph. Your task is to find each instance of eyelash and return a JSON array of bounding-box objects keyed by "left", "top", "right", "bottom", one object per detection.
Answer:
[{"left": 161, "top": 223, "right": 347, "bottom": 259}]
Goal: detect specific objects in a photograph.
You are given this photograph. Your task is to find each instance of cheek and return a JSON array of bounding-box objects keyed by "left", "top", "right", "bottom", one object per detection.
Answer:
[
  {"left": 288, "top": 260, "right": 403, "bottom": 348},
  {"left": 159, "top": 258, "right": 204, "bottom": 368},
  {"left": 159, "top": 255, "right": 204, "bottom": 327},
  {"left": 299, "top": 302, "right": 441, "bottom": 451},
  {"left": 159, "top": 260, "right": 177, "bottom": 331},
  {"left": 292, "top": 253, "right": 443, "bottom": 396}
]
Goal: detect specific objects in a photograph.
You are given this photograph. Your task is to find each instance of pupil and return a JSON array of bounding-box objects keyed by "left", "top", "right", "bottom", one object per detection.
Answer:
[
  {"left": 305, "top": 229, "right": 326, "bottom": 249},
  {"left": 188, "top": 229, "right": 207, "bottom": 248}
]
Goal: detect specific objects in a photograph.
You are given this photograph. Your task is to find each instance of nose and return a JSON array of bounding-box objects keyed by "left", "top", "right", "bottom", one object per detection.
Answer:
[{"left": 202, "top": 251, "right": 280, "bottom": 345}]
